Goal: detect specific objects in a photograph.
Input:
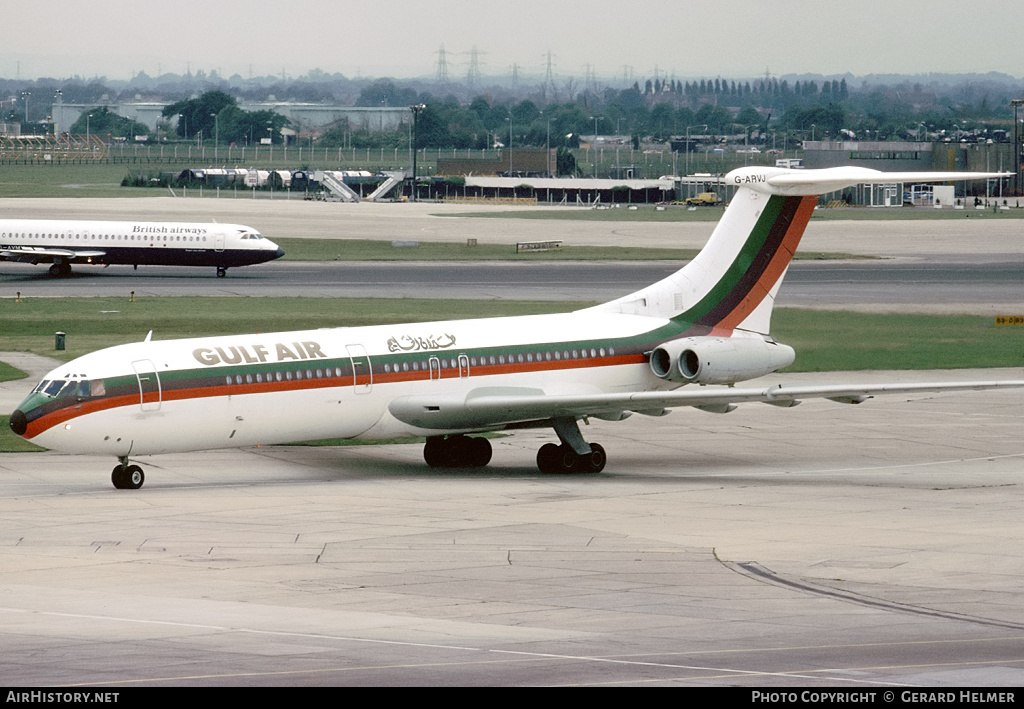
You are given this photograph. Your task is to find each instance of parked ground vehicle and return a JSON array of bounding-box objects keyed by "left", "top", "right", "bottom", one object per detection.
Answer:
[{"left": 685, "top": 192, "right": 721, "bottom": 206}]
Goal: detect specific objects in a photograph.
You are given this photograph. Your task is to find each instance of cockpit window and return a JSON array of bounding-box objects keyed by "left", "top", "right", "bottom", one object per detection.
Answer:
[{"left": 43, "top": 380, "right": 66, "bottom": 396}]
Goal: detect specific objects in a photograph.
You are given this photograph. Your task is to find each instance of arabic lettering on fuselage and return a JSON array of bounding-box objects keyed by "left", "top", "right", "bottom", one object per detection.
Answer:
[{"left": 387, "top": 333, "right": 457, "bottom": 353}]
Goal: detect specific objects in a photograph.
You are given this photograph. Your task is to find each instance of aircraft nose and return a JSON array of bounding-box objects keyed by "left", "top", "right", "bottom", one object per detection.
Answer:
[
  {"left": 273, "top": 246, "right": 286, "bottom": 259},
  {"left": 9, "top": 409, "right": 27, "bottom": 437}
]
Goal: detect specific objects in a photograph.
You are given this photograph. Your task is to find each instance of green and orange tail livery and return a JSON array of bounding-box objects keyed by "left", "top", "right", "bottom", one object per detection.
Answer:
[{"left": 592, "top": 166, "right": 1007, "bottom": 338}]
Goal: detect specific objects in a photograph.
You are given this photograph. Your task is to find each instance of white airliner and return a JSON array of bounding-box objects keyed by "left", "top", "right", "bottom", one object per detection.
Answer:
[
  {"left": 9, "top": 166, "right": 1023, "bottom": 489},
  {"left": 0, "top": 219, "right": 284, "bottom": 277}
]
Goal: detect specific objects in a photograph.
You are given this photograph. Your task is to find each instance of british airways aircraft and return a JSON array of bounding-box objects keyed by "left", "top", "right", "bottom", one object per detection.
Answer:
[
  {"left": 0, "top": 219, "right": 284, "bottom": 277},
  {"left": 9, "top": 166, "right": 1023, "bottom": 489}
]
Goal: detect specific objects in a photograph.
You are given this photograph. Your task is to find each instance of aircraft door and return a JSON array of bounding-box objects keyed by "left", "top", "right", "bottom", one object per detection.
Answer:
[
  {"left": 214, "top": 231, "right": 225, "bottom": 252},
  {"left": 428, "top": 356, "right": 441, "bottom": 380},
  {"left": 131, "top": 360, "right": 162, "bottom": 412},
  {"left": 346, "top": 344, "right": 372, "bottom": 394},
  {"left": 458, "top": 354, "right": 470, "bottom": 378}
]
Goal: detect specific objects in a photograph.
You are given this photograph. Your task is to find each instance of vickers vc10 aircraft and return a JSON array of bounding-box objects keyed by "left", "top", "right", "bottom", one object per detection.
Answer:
[
  {"left": 0, "top": 219, "right": 284, "bottom": 277},
  {"left": 9, "top": 166, "right": 1024, "bottom": 489}
]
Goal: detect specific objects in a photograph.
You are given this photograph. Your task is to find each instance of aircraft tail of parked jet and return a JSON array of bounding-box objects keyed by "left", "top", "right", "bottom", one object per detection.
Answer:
[{"left": 9, "top": 166, "right": 1023, "bottom": 489}]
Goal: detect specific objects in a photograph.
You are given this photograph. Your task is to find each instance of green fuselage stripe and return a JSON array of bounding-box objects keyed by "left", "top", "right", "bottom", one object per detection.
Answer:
[{"left": 673, "top": 194, "right": 792, "bottom": 327}]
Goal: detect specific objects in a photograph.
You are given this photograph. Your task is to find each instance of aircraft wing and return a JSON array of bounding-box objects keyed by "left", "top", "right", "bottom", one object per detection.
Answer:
[
  {"left": 0, "top": 247, "right": 106, "bottom": 263},
  {"left": 388, "top": 379, "right": 1024, "bottom": 430}
]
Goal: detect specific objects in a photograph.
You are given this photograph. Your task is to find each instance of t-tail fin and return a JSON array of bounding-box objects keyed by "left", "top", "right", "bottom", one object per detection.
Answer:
[{"left": 590, "top": 166, "right": 1007, "bottom": 336}]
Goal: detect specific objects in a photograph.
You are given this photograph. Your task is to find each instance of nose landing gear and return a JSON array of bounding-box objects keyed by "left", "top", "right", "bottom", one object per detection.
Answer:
[{"left": 111, "top": 458, "right": 145, "bottom": 489}]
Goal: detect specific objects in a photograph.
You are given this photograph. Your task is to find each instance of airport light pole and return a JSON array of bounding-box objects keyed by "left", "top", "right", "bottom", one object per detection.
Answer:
[
  {"left": 409, "top": 103, "right": 426, "bottom": 202},
  {"left": 546, "top": 117, "right": 551, "bottom": 176},
  {"left": 685, "top": 124, "right": 706, "bottom": 197},
  {"left": 210, "top": 113, "right": 219, "bottom": 164},
  {"left": 509, "top": 115, "right": 516, "bottom": 176},
  {"left": 1012, "top": 99, "right": 1024, "bottom": 196}
]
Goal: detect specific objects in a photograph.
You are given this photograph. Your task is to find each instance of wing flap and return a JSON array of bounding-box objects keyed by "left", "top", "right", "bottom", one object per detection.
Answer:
[{"left": 388, "top": 380, "right": 1024, "bottom": 430}]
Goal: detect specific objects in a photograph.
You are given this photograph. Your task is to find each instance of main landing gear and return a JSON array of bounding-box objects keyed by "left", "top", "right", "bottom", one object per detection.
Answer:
[
  {"left": 535, "top": 417, "right": 606, "bottom": 474},
  {"left": 48, "top": 262, "right": 72, "bottom": 277},
  {"left": 111, "top": 457, "right": 145, "bottom": 489},
  {"left": 422, "top": 418, "right": 608, "bottom": 475},
  {"left": 536, "top": 441, "right": 606, "bottom": 474},
  {"left": 423, "top": 435, "right": 493, "bottom": 468}
]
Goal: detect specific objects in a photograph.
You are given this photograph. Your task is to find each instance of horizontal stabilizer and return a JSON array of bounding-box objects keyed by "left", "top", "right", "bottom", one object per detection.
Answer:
[{"left": 747, "top": 166, "right": 1009, "bottom": 196}]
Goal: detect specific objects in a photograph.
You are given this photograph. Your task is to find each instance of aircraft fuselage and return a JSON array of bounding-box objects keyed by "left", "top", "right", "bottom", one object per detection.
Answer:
[
  {"left": 12, "top": 310, "right": 683, "bottom": 457},
  {"left": 0, "top": 219, "right": 284, "bottom": 276}
]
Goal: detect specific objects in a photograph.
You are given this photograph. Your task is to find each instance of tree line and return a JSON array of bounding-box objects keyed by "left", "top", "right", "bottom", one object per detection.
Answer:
[{"left": 4, "top": 69, "right": 1020, "bottom": 149}]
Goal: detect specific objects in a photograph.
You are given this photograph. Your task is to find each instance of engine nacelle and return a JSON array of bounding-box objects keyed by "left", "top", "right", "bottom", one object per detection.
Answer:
[{"left": 649, "top": 336, "right": 795, "bottom": 385}]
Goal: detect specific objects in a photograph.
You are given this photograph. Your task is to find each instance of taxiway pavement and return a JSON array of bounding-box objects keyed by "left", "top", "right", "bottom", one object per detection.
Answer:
[
  {"left": 2, "top": 259, "right": 1023, "bottom": 314},
  {"left": 1, "top": 368, "right": 1022, "bottom": 686}
]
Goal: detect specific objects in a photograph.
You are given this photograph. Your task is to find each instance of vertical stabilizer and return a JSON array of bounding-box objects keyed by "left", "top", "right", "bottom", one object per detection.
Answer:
[
  {"left": 591, "top": 167, "right": 816, "bottom": 335},
  {"left": 590, "top": 166, "right": 1007, "bottom": 336}
]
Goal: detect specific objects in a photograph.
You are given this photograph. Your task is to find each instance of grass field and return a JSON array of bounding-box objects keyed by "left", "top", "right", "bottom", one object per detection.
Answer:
[
  {"left": 3, "top": 295, "right": 1021, "bottom": 371},
  {"left": 274, "top": 237, "right": 702, "bottom": 262},
  {"left": 0, "top": 361, "right": 25, "bottom": 383}
]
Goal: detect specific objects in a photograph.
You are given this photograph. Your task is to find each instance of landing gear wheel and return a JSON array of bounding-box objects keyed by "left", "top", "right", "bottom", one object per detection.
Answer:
[
  {"left": 537, "top": 443, "right": 561, "bottom": 474},
  {"left": 585, "top": 443, "right": 607, "bottom": 474},
  {"left": 537, "top": 442, "right": 606, "bottom": 474},
  {"left": 538, "top": 443, "right": 581, "bottom": 474},
  {"left": 216, "top": 267, "right": 227, "bottom": 278},
  {"left": 111, "top": 464, "right": 145, "bottom": 489},
  {"left": 49, "top": 263, "right": 72, "bottom": 277},
  {"left": 468, "top": 436, "right": 492, "bottom": 467},
  {"left": 424, "top": 436, "right": 448, "bottom": 467},
  {"left": 423, "top": 435, "right": 492, "bottom": 468}
]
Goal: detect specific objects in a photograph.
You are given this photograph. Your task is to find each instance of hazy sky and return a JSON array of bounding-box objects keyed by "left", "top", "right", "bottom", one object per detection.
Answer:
[{"left": 3, "top": 0, "right": 1021, "bottom": 82}]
